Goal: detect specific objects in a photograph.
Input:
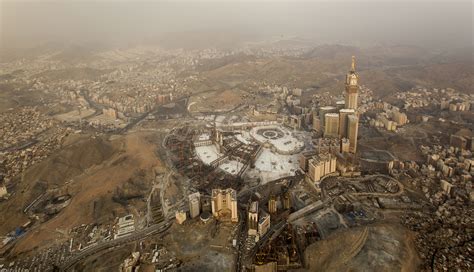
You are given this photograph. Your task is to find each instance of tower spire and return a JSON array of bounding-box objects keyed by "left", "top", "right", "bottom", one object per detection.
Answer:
[
  {"left": 351, "top": 56, "right": 356, "bottom": 72},
  {"left": 345, "top": 56, "right": 359, "bottom": 110}
]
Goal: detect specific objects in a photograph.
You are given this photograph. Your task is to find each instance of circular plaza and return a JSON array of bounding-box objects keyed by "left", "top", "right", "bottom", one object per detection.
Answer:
[{"left": 250, "top": 125, "right": 304, "bottom": 155}]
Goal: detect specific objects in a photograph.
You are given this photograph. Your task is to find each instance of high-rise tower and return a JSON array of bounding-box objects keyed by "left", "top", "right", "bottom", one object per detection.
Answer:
[
  {"left": 188, "top": 192, "right": 201, "bottom": 218},
  {"left": 347, "top": 114, "right": 359, "bottom": 153},
  {"left": 345, "top": 56, "right": 359, "bottom": 110},
  {"left": 338, "top": 108, "right": 355, "bottom": 138},
  {"left": 324, "top": 113, "right": 340, "bottom": 138}
]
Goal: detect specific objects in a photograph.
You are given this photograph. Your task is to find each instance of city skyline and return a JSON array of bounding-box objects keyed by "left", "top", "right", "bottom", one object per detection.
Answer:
[{"left": 0, "top": 1, "right": 472, "bottom": 271}]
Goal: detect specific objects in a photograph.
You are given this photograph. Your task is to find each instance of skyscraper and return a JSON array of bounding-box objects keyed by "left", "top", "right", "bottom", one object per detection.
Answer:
[
  {"left": 340, "top": 138, "right": 350, "bottom": 153},
  {"left": 324, "top": 113, "right": 340, "bottom": 138},
  {"left": 319, "top": 106, "right": 337, "bottom": 128},
  {"left": 339, "top": 108, "right": 355, "bottom": 138},
  {"left": 345, "top": 56, "right": 359, "bottom": 110},
  {"left": 188, "top": 192, "right": 201, "bottom": 218},
  {"left": 347, "top": 114, "right": 359, "bottom": 153},
  {"left": 268, "top": 195, "right": 277, "bottom": 214},
  {"left": 307, "top": 153, "right": 337, "bottom": 183},
  {"left": 211, "top": 188, "right": 238, "bottom": 222},
  {"left": 248, "top": 201, "right": 258, "bottom": 235},
  {"left": 312, "top": 112, "right": 321, "bottom": 131}
]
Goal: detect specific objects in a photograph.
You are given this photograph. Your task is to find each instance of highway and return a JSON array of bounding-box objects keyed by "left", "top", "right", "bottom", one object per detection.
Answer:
[
  {"left": 59, "top": 221, "right": 172, "bottom": 271},
  {"left": 117, "top": 106, "right": 157, "bottom": 134},
  {"left": 235, "top": 209, "right": 246, "bottom": 272},
  {"left": 117, "top": 96, "right": 189, "bottom": 135}
]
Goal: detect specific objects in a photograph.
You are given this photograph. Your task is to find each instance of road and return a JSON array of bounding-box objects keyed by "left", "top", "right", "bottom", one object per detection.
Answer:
[
  {"left": 348, "top": 174, "right": 405, "bottom": 197},
  {"left": 117, "top": 107, "right": 155, "bottom": 134},
  {"left": 0, "top": 138, "right": 38, "bottom": 152},
  {"left": 320, "top": 174, "right": 405, "bottom": 199},
  {"left": 79, "top": 89, "right": 104, "bottom": 119},
  {"left": 235, "top": 209, "right": 246, "bottom": 272},
  {"left": 146, "top": 178, "right": 161, "bottom": 226},
  {"left": 59, "top": 221, "right": 171, "bottom": 271},
  {"left": 117, "top": 96, "right": 189, "bottom": 135}
]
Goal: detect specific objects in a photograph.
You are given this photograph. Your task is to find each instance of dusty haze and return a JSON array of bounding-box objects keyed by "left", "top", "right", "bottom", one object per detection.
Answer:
[{"left": 1, "top": 0, "right": 472, "bottom": 50}]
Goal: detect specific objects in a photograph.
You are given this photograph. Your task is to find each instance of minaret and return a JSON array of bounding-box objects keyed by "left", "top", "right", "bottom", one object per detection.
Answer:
[{"left": 345, "top": 56, "right": 359, "bottom": 110}]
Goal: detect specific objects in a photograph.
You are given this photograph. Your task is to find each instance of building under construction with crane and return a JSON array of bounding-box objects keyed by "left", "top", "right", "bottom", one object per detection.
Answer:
[
  {"left": 164, "top": 125, "right": 262, "bottom": 193},
  {"left": 164, "top": 122, "right": 309, "bottom": 193}
]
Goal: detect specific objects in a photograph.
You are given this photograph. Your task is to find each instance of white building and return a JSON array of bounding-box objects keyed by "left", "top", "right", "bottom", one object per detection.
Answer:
[
  {"left": 188, "top": 192, "right": 201, "bottom": 218},
  {"left": 115, "top": 214, "right": 135, "bottom": 239}
]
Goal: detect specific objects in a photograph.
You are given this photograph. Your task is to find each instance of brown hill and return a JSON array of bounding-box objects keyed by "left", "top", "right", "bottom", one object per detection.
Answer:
[
  {"left": 0, "top": 135, "right": 116, "bottom": 237},
  {"left": 198, "top": 44, "right": 472, "bottom": 97},
  {"left": 202, "top": 57, "right": 340, "bottom": 89},
  {"left": 8, "top": 132, "right": 163, "bottom": 255},
  {"left": 304, "top": 224, "right": 420, "bottom": 272}
]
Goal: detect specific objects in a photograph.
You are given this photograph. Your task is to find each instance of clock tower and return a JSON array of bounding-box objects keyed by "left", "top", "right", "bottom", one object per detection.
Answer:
[{"left": 345, "top": 56, "right": 359, "bottom": 110}]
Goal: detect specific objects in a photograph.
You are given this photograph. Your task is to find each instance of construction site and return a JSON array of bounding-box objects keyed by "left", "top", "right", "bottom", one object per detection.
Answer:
[{"left": 164, "top": 122, "right": 310, "bottom": 193}]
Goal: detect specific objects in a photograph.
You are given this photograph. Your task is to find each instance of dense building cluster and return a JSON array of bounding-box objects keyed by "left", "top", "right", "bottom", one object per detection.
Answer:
[
  {"left": 421, "top": 144, "right": 473, "bottom": 201},
  {"left": 396, "top": 139, "right": 473, "bottom": 271},
  {"left": 365, "top": 102, "right": 408, "bottom": 132},
  {"left": 0, "top": 108, "right": 69, "bottom": 188},
  {"left": 396, "top": 87, "right": 473, "bottom": 110},
  {"left": 403, "top": 205, "right": 473, "bottom": 271},
  {"left": 0, "top": 127, "right": 68, "bottom": 185},
  {"left": 0, "top": 40, "right": 472, "bottom": 272},
  {"left": 0, "top": 107, "right": 56, "bottom": 150}
]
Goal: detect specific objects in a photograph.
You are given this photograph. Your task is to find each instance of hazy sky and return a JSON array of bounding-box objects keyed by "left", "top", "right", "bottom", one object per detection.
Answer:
[{"left": 1, "top": 0, "right": 472, "bottom": 49}]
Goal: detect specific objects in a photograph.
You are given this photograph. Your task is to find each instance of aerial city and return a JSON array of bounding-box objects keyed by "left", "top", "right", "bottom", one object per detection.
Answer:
[{"left": 0, "top": 0, "right": 472, "bottom": 271}]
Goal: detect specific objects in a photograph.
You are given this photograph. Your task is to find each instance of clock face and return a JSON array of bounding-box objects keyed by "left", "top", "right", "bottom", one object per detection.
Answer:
[{"left": 350, "top": 76, "right": 357, "bottom": 85}]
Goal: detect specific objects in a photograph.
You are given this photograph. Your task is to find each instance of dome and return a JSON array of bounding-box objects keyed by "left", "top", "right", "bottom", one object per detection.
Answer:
[{"left": 200, "top": 211, "right": 211, "bottom": 223}]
